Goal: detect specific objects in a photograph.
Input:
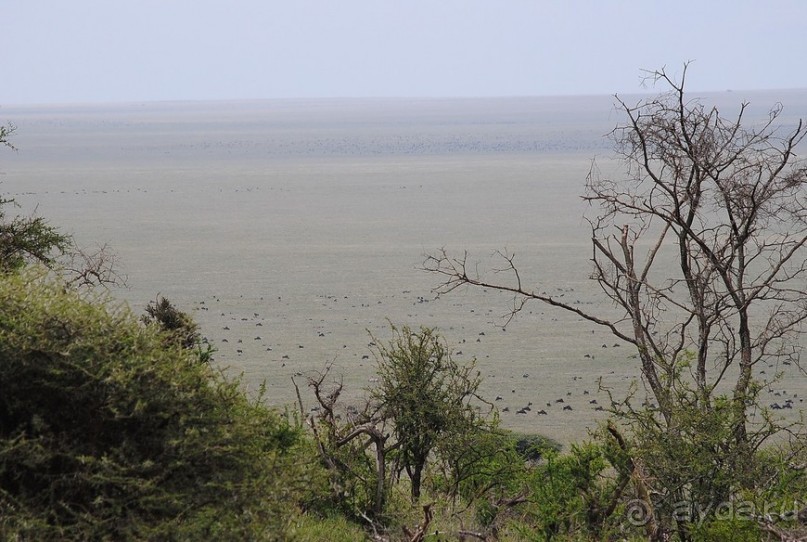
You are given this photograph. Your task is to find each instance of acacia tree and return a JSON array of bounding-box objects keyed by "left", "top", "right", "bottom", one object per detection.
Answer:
[
  {"left": 300, "top": 325, "right": 492, "bottom": 517},
  {"left": 0, "top": 197, "right": 70, "bottom": 272},
  {"left": 426, "top": 66, "right": 807, "bottom": 530},
  {"left": 371, "top": 324, "right": 489, "bottom": 502}
]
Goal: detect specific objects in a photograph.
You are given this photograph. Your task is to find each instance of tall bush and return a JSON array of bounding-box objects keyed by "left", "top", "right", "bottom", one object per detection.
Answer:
[{"left": 0, "top": 270, "right": 312, "bottom": 540}]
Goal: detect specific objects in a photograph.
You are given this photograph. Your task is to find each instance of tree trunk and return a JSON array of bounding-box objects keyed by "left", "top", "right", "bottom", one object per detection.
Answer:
[
  {"left": 410, "top": 463, "right": 423, "bottom": 502},
  {"left": 373, "top": 435, "right": 387, "bottom": 516}
]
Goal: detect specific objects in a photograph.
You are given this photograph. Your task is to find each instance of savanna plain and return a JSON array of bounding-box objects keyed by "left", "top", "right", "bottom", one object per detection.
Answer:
[{"left": 3, "top": 93, "right": 806, "bottom": 444}]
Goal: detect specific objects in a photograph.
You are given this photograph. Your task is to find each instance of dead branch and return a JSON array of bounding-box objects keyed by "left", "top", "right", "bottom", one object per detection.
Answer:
[
  {"left": 402, "top": 503, "right": 434, "bottom": 542},
  {"left": 423, "top": 248, "right": 635, "bottom": 344},
  {"left": 63, "top": 242, "right": 126, "bottom": 288}
]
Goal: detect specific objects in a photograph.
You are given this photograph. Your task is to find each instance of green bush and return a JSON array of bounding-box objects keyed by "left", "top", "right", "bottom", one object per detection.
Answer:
[
  {"left": 290, "top": 513, "right": 370, "bottom": 541},
  {"left": 0, "top": 270, "right": 313, "bottom": 540},
  {"left": 514, "top": 442, "right": 619, "bottom": 541},
  {"left": 0, "top": 198, "right": 69, "bottom": 272}
]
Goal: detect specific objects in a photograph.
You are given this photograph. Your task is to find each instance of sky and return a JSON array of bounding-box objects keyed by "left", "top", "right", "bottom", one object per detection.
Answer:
[{"left": 3, "top": 0, "right": 807, "bottom": 105}]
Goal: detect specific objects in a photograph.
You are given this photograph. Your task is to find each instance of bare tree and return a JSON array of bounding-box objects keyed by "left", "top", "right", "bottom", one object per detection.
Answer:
[
  {"left": 426, "top": 65, "right": 807, "bottom": 473},
  {"left": 294, "top": 365, "right": 393, "bottom": 519},
  {"left": 63, "top": 241, "right": 126, "bottom": 289}
]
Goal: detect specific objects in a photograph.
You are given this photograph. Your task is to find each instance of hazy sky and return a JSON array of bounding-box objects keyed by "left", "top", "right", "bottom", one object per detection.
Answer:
[{"left": 4, "top": 0, "right": 807, "bottom": 105}]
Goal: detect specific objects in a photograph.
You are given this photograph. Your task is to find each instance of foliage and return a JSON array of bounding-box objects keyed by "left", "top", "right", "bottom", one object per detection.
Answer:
[
  {"left": 142, "top": 295, "right": 200, "bottom": 348},
  {"left": 0, "top": 197, "right": 70, "bottom": 272},
  {"left": 511, "top": 442, "right": 621, "bottom": 541},
  {"left": 614, "top": 391, "right": 753, "bottom": 538},
  {"left": 512, "top": 432, "right": 562, "bottom": 462},
  {"left": 141, "top": 295, "right": 214, "bottom": 362},
  {"left": 589, "top": 392, "right": 807, "bottom": 541},
  {"left": 0, "top": 270, "right": 313, "bottom": 540},
  {"left": 289, "top": 513, "right": 370, "bottom": 541},
  {"left": 689, "top": 518, "right": 761, "bottom": 542},
  {"left": 435, "top": 428, "right": 526, "bottom": 505},
  {"left": 370, "top": 324, "right": 492, "bottom": 503},
  {"left": 740, "top": 443, "right": 807, "bottom": 541}
]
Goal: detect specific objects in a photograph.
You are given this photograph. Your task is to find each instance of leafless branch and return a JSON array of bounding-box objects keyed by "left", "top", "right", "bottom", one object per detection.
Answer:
[{"left": 63, "top": 242, "right": 127, "bottom": 289}]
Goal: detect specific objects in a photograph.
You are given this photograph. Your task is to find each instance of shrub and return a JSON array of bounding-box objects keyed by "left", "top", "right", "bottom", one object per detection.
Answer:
[
  {"left": 0, "top": 270, "right": 312, "bottom": 540},
  {"left": 519, "top": 442, "right": 617, "bottom": 540}
]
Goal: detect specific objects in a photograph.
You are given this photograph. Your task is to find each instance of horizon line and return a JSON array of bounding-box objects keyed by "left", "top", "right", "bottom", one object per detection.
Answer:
[{"left": 4, "top": 87, "right": 807, "bottom": 110}]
